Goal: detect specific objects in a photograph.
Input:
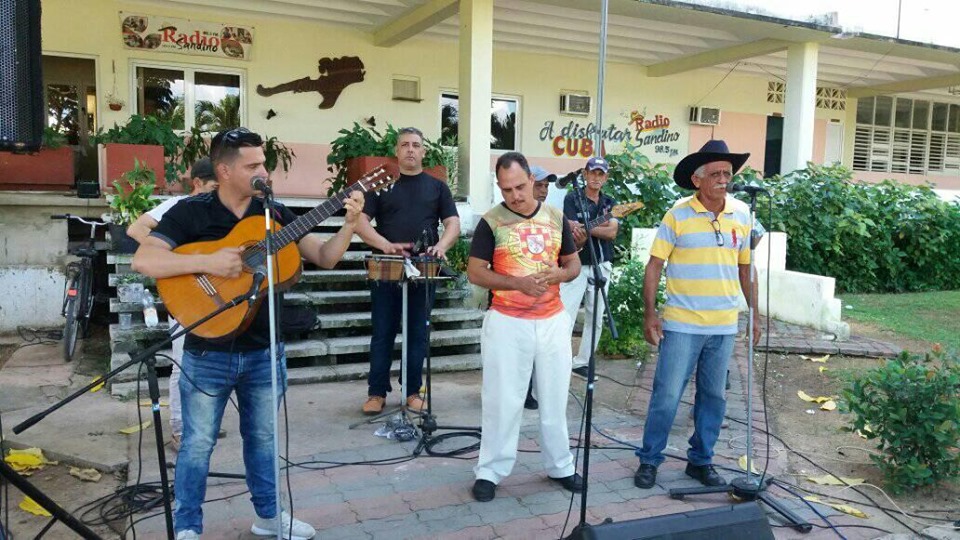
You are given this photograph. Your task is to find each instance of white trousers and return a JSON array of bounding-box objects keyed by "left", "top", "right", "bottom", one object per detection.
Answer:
[
  {"left": 474, "top": 309, "right": 575, "bottom": 484},
  {"left": 560, "top": 261, "right": 612, "bottom": 368}
]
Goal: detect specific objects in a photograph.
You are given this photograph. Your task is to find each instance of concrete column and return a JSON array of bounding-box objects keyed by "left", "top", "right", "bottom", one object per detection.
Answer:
[
  {"left": 781, "top": 42, "right": 818, "bottom": 173},
  {"left": 458, "top": 0, "right": 493, "bottom": 212}
]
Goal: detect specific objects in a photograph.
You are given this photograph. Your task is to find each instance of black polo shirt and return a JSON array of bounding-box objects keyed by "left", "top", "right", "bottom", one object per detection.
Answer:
[
  {"left": 151, "top": 191, "right": 298, "bottom": 352},
  {"left": 563, "top": 190, "right": 617, "bottom": 265},
  {"left": 362, "top": 171, "right": 458, "bottom": 250}
]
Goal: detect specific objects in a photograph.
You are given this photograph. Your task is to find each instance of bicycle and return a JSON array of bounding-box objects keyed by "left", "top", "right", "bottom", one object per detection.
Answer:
[{"left": 53, "top": 214, "right": 109, "bottom": 362}]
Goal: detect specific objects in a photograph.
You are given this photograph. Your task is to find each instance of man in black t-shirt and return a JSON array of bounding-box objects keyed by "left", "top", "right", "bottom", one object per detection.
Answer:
[
  {"left": 559, "top": 156, "right": 618, "bottom": 382},
  {"left": 132, "top": 128, "right": 363, "bottom": 540},
  {"left": 354, "top": 126, "right": 460, "bottom": 415}
]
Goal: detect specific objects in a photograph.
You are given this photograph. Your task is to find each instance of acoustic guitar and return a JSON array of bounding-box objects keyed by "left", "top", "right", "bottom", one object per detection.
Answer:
[
  {"left": 156, "top": 166, "right": 396, "bottom": 340},
  {"left": 585, "top": 201, "right": 645, "bottom": 229}
]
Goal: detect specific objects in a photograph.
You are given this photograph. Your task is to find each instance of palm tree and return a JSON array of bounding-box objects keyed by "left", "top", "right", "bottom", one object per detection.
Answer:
[{"left": 196, "top": 94, "right": 240, "bottom": 132}]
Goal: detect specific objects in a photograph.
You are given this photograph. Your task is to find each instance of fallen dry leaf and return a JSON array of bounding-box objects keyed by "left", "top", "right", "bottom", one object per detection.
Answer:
[
  {"left": 807, "top": 474, "right": 864, "bottom": 486},
  {"left": 119, "top": 421, "right": 152, "bottom": 434},
  {"left": 19, "top": 496, "right": 52, "bottom": 517},
  {"left": 818, "top": 366, "right": 829, "bottom": 374},
  {"left": 738, "top": 455, "right": 760, "bottom": 474},
  {"left": 820, "top": 400, "right": 837, "bottom": 411},
  {"left": 801, "top": 354, "right": 830, "bottom": 363},
  {"left": 90, "top": 377, "right": 106, "bottom": 393},
  {"left": 69, "top": 466, "right": 102, "bottom": 482},
  {"left": 4, "top": 448, "right": 56, "bottom": 474},
  {"left": 803, "top": 496, "right": 867, "bottom": 518},
  {"left": 797, "top": 390, "right": 816, "bottom": 402}
]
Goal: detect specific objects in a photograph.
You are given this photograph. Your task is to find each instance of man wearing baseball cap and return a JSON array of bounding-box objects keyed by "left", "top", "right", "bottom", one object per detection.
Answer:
[
  {"left": 530, "top": 165, "right": 556, "bottom": 204},
  {"left": 560, "top": 156, "right": 618, "bottom": 382},
  {"left": 127, "top": 157, "right": 220, "bottom": 452}
]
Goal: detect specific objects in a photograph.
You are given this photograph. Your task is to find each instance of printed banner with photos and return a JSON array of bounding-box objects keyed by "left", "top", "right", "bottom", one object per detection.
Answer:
[{"left": 120, "top": 12, "right": 254, "bottom": 61}]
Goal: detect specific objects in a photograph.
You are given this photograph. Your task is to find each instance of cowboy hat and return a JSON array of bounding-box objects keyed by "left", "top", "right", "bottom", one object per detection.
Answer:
[{"left": 672, "top": 140, "right": 749, "bottom": 190}]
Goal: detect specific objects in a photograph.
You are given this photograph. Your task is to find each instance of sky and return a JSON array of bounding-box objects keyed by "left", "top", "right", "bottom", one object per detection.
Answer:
[{"left": 689, "top": 0, "right": 960, "bottom": 48}]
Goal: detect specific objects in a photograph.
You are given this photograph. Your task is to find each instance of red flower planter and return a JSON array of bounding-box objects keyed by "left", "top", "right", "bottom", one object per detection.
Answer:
[
  {"left": 100, "top": 143, "right": 166, "bottom": 193},
  {"left": 0, "top": 147, "right": 75, "bottom": 191}
]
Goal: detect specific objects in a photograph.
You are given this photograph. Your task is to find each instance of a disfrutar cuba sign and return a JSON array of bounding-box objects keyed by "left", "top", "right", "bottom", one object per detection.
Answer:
[
  {"left": 119, "top": 12, "right": 254, "bottom": 61},
  {"left": 538, "top": 108, "right": 682, "bottom": 159}
]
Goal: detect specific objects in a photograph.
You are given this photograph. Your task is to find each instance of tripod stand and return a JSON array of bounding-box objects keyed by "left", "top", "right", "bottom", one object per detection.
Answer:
[
  {"left": 667, "top": 189, "right": 811, "bottom": 533},
  {"left": 350, "top": 260, "right": 427, "bottom": 430},
  {"left": 563, "top": 170, "right": 620, "bottom": 540},
  {"left": 412, "top": 264, "right": 481, "bottom": 457},
  {"left": 11, "top": 287, "right": 265, "bottom": 540}
]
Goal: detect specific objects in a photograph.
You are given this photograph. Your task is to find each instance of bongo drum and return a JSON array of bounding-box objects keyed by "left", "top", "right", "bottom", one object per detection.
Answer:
[{"left": 365, "top": 254, "right": 405, "bottom": 282}]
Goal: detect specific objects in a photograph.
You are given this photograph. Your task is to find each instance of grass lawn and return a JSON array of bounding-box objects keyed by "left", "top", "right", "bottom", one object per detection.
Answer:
[{"left": 840, "top": 290, "right": 960, "bottom": 352}]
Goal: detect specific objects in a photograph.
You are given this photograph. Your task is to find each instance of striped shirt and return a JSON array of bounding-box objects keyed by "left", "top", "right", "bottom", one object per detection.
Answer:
[{"left": 650, "top": 195, "right": 754, "bottom": 335}]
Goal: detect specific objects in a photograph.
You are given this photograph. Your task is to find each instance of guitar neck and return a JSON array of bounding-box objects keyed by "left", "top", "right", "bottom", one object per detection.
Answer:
[
  {"left": 587, "top": 212, "right": 611, "bottom": 229},
  {"left": 259, "top": 183, "right": 362, "bottom": 252}
]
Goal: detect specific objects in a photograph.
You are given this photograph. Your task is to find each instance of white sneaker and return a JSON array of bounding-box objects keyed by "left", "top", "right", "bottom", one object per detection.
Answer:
[
  {"left": 176, "top": 530, "right": 199, "bottom": 540},
  {"left": 251, "top": 511, "right": 316, "bottom": 540}
]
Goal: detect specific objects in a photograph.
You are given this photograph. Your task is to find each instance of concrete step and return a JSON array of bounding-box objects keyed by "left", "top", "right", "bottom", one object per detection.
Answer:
[
  {"left": 285, "top": 287, "right": 468, "bottom": 307},
  {"left": 110, "top": 353, "right": 480, "bottom": 398},
  {"left": 298, "top": 269, "right": 368, "bottom": 284},
  {"left": 318, "top": 307, "right": 482, "bottom": 330},
  {"left": 325, "top": 327, "right": 481, "bottom": 356}
]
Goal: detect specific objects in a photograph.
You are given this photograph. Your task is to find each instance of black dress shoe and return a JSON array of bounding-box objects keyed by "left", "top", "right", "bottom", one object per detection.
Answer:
[
  {"left": 550, "top": 473, "right": 584, "bottom": 492},
  {"left": 524, "top": 393, "right": 539, "bottom": 410},
  {"left": 634, "top": 463, "right": 657, "bottom": 489},
  {"left": 572, "top": 366, "right": 598, "bottom": 382},
  {"left": 685, "top": 463, "right": 726, "bottom": 486},
  {"left": 472, "top": 479, "right": 496, "bottom": 502}
]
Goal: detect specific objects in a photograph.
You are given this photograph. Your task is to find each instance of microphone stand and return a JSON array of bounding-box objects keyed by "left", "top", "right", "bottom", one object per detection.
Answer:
[
  {"left": 667, "top": 189, "right": 811, "bottom": 533},
  {"left": 414, "top": 231, "right": 482, "bottom": 457},
  {"left": 566, "top": 171, "right": 619, "bottom": 539},
  {"left": 259, "top": 187, "right": 284, "bottom": 540},
  {"left": 11, "top": 287, "right": 263, "bottom": 540}
]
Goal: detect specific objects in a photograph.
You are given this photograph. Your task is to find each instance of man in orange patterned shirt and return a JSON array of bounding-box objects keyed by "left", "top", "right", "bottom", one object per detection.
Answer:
[{"left": 467, "top": 152, "right": 583, "bottom": 502}]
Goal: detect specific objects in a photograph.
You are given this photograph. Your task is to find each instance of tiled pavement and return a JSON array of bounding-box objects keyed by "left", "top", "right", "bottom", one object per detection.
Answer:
[{"left": 130, "top": 318, "right": 911, "bottom": 539}]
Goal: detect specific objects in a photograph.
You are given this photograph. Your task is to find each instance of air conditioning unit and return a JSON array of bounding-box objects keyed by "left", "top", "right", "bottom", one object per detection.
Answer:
[
  {"left": 689, "top": 106, "right": 721, "bottom": 126},
  {"left": 560, "top": 93, "right": 591, "bottom": 116}
]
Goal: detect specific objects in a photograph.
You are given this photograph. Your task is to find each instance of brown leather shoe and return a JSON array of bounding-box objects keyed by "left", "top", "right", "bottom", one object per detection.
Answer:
[
  {"left": 406, "top": 394, "right": 426, "bottom": 411},
  {"left": 362, "top": 396, "right": 385, "bottom": 415}
]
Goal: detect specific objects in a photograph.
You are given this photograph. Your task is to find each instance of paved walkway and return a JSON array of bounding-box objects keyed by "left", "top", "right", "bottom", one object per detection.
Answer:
[{"left": 2, "top": 319, "right": 933, "bottom": 539}]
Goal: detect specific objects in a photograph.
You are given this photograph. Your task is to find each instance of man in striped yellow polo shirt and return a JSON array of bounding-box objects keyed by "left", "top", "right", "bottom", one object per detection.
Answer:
[{"left": 634, "top": 140, "right": 761, "bottom": 490}]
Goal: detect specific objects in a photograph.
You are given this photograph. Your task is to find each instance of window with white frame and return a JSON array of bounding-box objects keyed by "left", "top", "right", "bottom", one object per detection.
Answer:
[
  {"left": 440, "top": 92, "right": 519, "bottom": 151},
  {"left": 853, "top": 95, "right": 960, "bottom": 176},
  {"left": 132, "top": 61, "right": 243, "bottom": 132}
]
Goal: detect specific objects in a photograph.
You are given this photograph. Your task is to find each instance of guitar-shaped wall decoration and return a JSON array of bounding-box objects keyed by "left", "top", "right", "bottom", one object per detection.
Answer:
[{"left": 156, "top": 165, "right": 396, "bottom": 340}]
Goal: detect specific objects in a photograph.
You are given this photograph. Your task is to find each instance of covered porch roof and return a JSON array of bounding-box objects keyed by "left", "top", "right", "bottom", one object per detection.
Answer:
[{"left": 146, "top": 0, "right": 960, "bottom": 99}]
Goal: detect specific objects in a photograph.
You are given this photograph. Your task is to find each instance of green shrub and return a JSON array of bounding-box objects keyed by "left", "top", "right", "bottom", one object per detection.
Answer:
[
  {"left": 94, "top": 114, "right": 187, "bottom": 185},
  {"left": 443, "top": 236, "right": 471, "bottom": 289},
  {"left": 752, "top": 163, "right": 960, "bottom": 293},
  {"left": 596, "top": 255, "right": 663, "bottom": 358},
  {"left": 840, "top": 348, "right": 960, "bottom": 493}
]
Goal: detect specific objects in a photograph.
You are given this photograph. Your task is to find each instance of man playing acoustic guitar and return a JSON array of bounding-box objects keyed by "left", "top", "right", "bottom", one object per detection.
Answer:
[{"left": 132, "top": 128, "right": 363, "bottom": 540}]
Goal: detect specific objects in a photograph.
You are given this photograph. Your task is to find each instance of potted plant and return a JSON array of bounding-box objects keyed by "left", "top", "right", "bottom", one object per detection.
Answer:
[
  {"left": 108, "top": 159, "right": 160, "bottom": 253},
  {"left": 0, "top": 127, "right": 76, "bottom": 191},
  {"left": 105, "top": 93, "right": 125, "bottom": 112},
  {"left": 264, "top": 135, "right": 296, "bottom": 177},
  {"left": 95, "top": 114, "right": 188, "bottom": 192},
  {"left": 326, "top": 123, "right": 446, "bottom": 195}
]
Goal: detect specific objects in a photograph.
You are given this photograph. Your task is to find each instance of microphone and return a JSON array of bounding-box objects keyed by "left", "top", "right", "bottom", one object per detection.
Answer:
[
  {"left": 251, "top": 176, "right": 272, "bottom": 196},
  {"left": 556, "top": 169, "right": 582, "bottom": 189},
  {"left": 247, "top": 268, "right": 267, "bottom": 306},
  {"left": 727, "top": 183, "right": 768, "bottom": 195}
]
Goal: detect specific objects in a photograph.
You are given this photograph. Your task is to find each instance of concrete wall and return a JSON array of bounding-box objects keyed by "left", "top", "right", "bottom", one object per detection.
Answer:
[
  {"left": 0, "top": 193, "right": 109, "bottom": 332},
  {"left": 631, "top": 227, "right": 849, "bottom": 338}
]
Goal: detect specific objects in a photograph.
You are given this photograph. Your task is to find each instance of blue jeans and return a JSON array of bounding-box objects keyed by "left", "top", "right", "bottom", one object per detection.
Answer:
[
  {"left": 367, "top": 281, "right": 435, "bottom": 397},
  {"left": 636, "top": 331, "right": 734, "bottom": 467},
  {"left": 174, "top": 345, "right": 287, "bottom": 535}
]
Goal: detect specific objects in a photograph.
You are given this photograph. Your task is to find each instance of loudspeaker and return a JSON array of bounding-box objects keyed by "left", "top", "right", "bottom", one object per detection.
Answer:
[
  {"left": 574, "top": 503, "right": 775, "bottom": 540},
  {"left": 0, "top": 0, "right": 44, "bottom": 153}
]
